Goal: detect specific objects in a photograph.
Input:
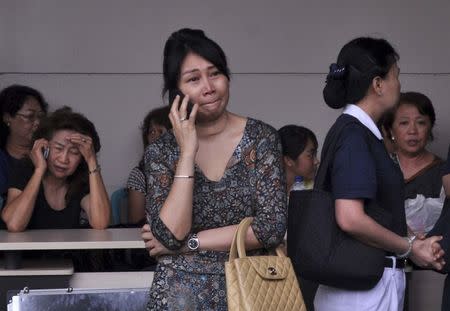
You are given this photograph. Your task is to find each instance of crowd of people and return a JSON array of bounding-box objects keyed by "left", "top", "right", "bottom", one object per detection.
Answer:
[{"left": 1, "top": 28, "right": 449, "bottom": 311}]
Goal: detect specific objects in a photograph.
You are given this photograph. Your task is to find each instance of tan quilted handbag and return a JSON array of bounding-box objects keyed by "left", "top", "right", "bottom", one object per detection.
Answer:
[{"left": 225, "top": 217, "right": 306, "bottom": 311}]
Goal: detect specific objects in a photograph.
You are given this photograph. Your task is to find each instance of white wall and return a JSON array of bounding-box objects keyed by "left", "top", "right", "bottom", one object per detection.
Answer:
[{"left": 1, "top": 0, "right": 449, "bottom": 193}]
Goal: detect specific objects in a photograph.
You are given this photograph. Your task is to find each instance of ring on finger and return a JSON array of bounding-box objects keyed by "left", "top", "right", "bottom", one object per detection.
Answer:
[
  {"left": 82, "top": 138, "right": 87, "bottom": 142},
  {"left": 179, "top": 117, "right": 188, "bottom": 122}
]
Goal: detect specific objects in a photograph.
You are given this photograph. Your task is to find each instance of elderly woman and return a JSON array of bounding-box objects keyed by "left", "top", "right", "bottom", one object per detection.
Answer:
[
  {"left": 141, "top": 28, "right": 286, "bottom": 310},
  {"left": 0, "top": 85, "right": 48, "bottom": 199},
  {"left": 2, "top": 107, "right": 110, "bottom": 231},
  {"left": 384, "top": 92, "right": 447, "bottom": 235}
]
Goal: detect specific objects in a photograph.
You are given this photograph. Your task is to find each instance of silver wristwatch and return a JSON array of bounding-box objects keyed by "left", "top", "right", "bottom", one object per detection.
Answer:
[{"left": 187, "top": 233, "right": 200, "bottom": 251}]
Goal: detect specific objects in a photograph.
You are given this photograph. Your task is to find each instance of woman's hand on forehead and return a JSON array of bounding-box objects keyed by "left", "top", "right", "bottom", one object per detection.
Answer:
[{"left": 66, "top": 133, "right": 96, "bottom": 164}]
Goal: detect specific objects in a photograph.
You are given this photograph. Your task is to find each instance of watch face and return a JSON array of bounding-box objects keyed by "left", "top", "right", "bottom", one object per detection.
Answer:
[{"left": 188, "top": 238, "right": 199, "bottom": 250}]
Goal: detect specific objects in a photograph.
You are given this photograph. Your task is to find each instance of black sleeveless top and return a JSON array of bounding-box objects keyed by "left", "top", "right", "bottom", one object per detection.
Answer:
[
  {"left": 8, "top": 160, "right": 88, "bottom": 229},
  {"left": 404, "top": 157, "right": 446, "bottom": 200}
]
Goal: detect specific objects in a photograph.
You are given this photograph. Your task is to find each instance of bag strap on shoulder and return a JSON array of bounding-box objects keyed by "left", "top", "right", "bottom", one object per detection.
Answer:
[{"left": 314, "top": 117, "right": 361, "bottom": 190}]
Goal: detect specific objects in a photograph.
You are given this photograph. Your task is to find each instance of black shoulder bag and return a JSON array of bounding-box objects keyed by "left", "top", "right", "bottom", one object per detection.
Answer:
[{"left": 287, "top": 117, "right": 391, "bottom": 290}]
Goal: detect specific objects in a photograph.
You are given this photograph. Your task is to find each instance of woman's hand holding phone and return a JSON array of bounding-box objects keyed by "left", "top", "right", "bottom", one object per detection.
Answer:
[
  {"left": 43, "top": 147, "right": 49, "bottom": 159},
  {"left": 30, "top": 138, "right": 49, "bottom": 174},
  {"left": 169, "top": 94, "right": 199, "bottom": 158},
  {"left": 169, "top": 89, "right": 195, "bottom": 118}
]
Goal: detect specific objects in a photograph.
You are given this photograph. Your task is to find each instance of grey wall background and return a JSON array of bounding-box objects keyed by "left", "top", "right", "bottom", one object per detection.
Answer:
[{"left": 1, "top": 0, "right": 449, "bottom": 193}]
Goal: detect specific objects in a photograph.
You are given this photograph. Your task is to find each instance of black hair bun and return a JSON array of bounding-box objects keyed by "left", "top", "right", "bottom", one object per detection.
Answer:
[
  {"left": 323, "top": 63, "right": 347, "bottom": 109},
  {"left": 173, "top": 28, "right": 206, "bottom": 40},
  {"left": 328, "top": 63, "right": 346, "bottom": 80}
]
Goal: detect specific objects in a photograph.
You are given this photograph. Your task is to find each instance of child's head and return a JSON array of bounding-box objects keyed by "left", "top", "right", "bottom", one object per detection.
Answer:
[{"left": 278, "top": 125, "right": 319, "bottom": 181}]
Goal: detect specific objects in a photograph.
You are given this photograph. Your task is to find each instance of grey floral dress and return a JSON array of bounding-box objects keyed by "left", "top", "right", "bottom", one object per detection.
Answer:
[{"left": 144, "top": 118, "right": 287, "bottom": 310}]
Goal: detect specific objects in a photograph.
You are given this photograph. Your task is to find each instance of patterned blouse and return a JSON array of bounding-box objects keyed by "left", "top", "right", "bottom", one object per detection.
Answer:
[
  {"left": 144, "top": 118, "right": 287, "bottom": 310},
  {"left": 127, "top": 166, "right": 146, "bottom": 194}
]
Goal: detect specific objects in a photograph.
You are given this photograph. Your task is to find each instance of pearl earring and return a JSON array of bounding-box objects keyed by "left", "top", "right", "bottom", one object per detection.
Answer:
[{"left": 391, "top": 136, "right": 395, "bottom": 142}]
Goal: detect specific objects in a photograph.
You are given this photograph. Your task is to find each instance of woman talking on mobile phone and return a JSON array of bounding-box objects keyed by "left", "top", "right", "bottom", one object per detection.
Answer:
[
  {"left": 1, "top": 107, "right": 110, "bottom": 231},
  {"left": 141, "top": 28, "right": 286, "bottom": 310}
]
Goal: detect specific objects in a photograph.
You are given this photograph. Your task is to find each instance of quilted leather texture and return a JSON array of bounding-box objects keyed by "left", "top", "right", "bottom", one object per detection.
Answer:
[
  {"left": 226, "top": 218, "right": 306, "bottom": 311},
  {"left": 247, "top": 256, "right": 289, "bottom": 280}
]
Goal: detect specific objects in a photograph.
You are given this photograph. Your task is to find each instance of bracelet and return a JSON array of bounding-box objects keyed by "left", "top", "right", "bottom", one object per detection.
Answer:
[
  {"left": 397, "top": 236, "right": 416, "bottom": 259},
  {"left": 89, "top": 165, "right": 101, "bottom": 175},
  {"left": 174, "top": 175, "right": 194, "bottom": 179}
]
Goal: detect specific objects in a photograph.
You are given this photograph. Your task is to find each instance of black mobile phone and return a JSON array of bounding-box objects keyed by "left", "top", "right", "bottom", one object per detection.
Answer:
[
  {"left": 168, "top": 89, "right": 194, "bottom": 119},
  {"left": 43, "top": 146, "right": 49, "bottom": 159}
]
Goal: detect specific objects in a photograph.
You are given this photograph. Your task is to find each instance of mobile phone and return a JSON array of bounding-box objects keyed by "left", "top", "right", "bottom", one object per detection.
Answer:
[
  {"left": 43, "top": 146, "right": 49, "bottom": 159},
  {"left": 168, "top": 89, "right": 194, "bottom": 119}
]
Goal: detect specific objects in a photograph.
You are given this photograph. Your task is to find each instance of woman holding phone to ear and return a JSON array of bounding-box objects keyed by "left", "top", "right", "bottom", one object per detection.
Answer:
[
  {"left": 1, "top": 107, "right": 110, "bottom": 231},
  {"left": 141, "top": 28, "right": 286, "bottom": 310}
]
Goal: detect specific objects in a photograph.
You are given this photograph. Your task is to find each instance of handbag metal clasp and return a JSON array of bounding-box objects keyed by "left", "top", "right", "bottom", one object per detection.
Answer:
[{"left": 268, "top": 267, "right": 277, "bottom": 275}]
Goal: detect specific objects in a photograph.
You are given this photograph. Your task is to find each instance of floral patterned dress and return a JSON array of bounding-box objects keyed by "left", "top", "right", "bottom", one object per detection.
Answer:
[{"left": 144, "top": 118, "right": 287, "bottom": 310}]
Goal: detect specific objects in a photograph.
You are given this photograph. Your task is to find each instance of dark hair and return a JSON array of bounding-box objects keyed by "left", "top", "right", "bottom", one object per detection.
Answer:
[
  {"left": 137, "top": 106, "right": 172, "bottom": 171},
  {"left": 323, "top": 37, "right": 399, "bottom": 109},
  {"left": 278, "top": 125, "right": 318, "bottom": 160},
  {"left": 140, "top": 106, "right": 172, "bottom": 147},
  {"left": 33, "top": 106, "right": 101, "bottom": 202},
  {"left": 377, "top": 109, "right": 393, "bottom": 140},
  {"left": 162, "top": 28, "right": 231, "bottom": 100},
  {"left": 383, "top": 91, "right": 436, "bottom": 141},
  {"left": 0, "top": 85, "right": 49, "bottom": 148}
]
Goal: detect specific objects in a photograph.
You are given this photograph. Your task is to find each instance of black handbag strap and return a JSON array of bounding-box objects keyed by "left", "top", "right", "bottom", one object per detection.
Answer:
[{"left": 314, "top": 116, "right": 361, "bottom": 190}]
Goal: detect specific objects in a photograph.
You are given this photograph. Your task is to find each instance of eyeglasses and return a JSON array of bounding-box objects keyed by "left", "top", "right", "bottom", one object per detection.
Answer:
[
  {"left": 148, "top": 128, "right": 163, "bottom": 136},
  {"left": 15, "top": 112, "right": 46, "bottom": 123}
]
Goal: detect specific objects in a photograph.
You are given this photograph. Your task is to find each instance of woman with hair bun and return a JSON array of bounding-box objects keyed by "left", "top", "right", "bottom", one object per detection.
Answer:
[
  {"left": 141, "top": 28, "right": 286, "bottom": 310},
  {"left": 315, "top": 37, "right": 445, "bottom": 310}
]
